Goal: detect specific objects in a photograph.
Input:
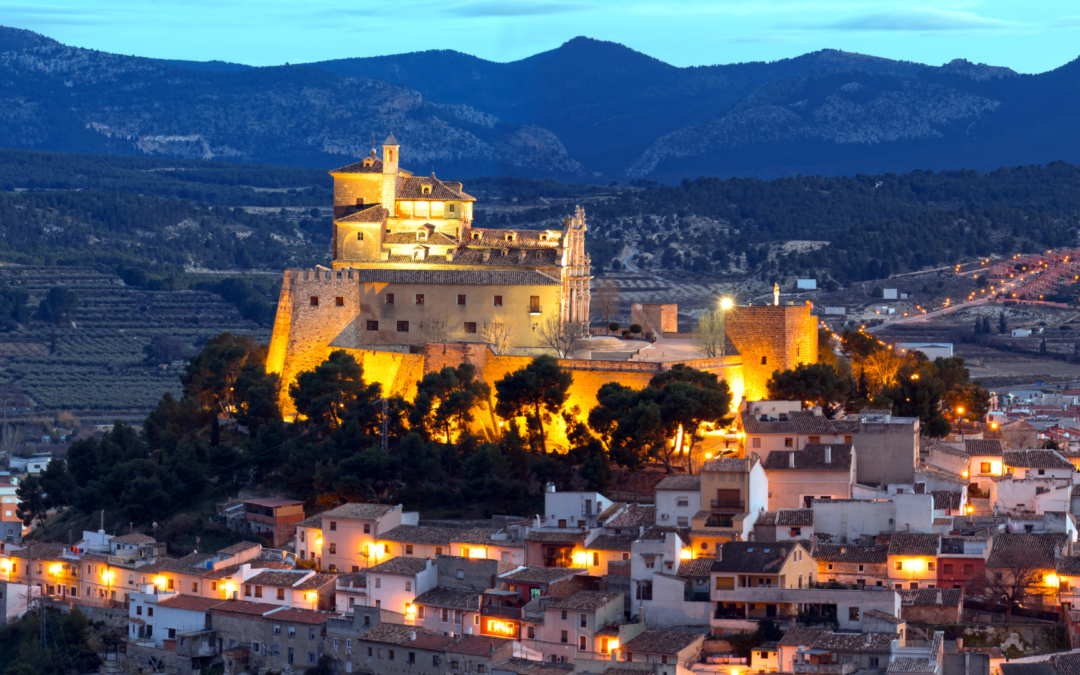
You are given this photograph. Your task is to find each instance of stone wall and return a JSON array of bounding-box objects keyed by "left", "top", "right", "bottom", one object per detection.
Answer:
[
  {"left": 630, "top": 303, "right": 677, "bottom": 335},
  {"left": 725, "top": 305, "right": 817, "bottom": 400}
]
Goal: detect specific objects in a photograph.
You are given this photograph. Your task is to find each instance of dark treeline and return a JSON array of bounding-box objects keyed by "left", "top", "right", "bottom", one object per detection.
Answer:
[{"left": 489, "top": 162, "right": 1080, "bottom": 281}]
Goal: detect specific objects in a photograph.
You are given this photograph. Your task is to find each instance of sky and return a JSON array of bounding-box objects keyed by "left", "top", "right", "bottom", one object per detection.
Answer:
[{"left": 2, "top": 0, "right": 1079, "bottom": 73}]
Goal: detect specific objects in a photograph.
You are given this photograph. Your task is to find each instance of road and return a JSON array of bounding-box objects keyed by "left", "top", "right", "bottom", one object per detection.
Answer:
[{"left": 865, "top": 298, "right": 992, "bottom": 333}]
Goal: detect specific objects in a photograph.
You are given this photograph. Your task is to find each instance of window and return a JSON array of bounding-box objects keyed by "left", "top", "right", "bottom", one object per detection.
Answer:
[
  {"left": 300, "top": 531, "right": 305, "bottom": 542},
  {"left": 310, "top": 628, "right": 316, "bottom": 640},
  {"left": 385, "top": 293, "right": 395, "bottom": 304},
  {"left": 148, "top": 607, "right": 154, "bottom": 617},
  {"left": 191, "top": 582, "right": 198, "bottom": 593},
  {"left": 761, "top": 356, "right": 767, "bottom": 365},
  {"left": 245, "top": 584, "right": 252, "bottom": 597},
  {"left": 406, "top": 545, "right": 414, "bottom": 555},
  {"left": 406, "top": 581, "right": 412, "bottom": 592},
  {"left": 289, "top": 627, "right": 296, "bottom": 637},
  {"left": 943, "top": 564, "right": 954, "bottom": 574},
  {"left": 928, "top": 562, "right": 936, "bottom": 571},
  {"left": 478, "top": 666, "right": 485, "bottom": 674},
  {"left": 397, "top": 321, "right": 409, "bottom": 332},
  {"left": 310, "top": 296, "right": 319, "bottom": 306},
  {"left": 136, "top": 605, "right": 142, "bottom": 616},
  {"left": 442, "top": 608, "right": 450, "bottom": 622},
  {"left": 415, "top": 294, "right": 425, "bottom": 305},
  {"left": 784, "top": 438, "right": 794, "bottom": 448},
  {"left": 869, "top": 658, "right": 880, "bottom": 668},
  {"left": 894, "top": 562, "right": 903, "bottom": 571},
  {"left": 212, "top": 582, "right": 218, "bottom": 591},
  {"left": 579, "top": 636, "right": 587, "bottom": 651},
  {"left": 464, "top": 322, "right": 477, "bottom": 334},
  {"left": 358, "top": 232, "right": 364, "bottom": 240},
  {"left": 375, "top": 578, "right": 381, "bottom": 588},
  {"left": 329, "top": 543, "right": 337, "bottom": 554},
  {"left": 677, "top": 517, "right": 689, "bottom": 527},
  {"left": 752, "top": 438, "right": 761, "bottom": 449},
  {"left": 808, "top": 436, "right": 820, "bottom": 444},
  {"left": 255, "top": 586, "right": 263, "bottom": 598},
  {"left": 494, "top": 295, "right": 503, "bottom": 306},
  {"left": 366, "top": 320, "right": 379, "bottom": 331},
  {"left": 827, "top": 564, "right": 834, "bottom": 571},
  {"left": 527, "top": 626, "right": 535, "bottom": 639},
  {"left": 278, "top": 588, "right": 286, "bottom": 600},
  {"left": 849, "top": 607, "right": 859, "bottom": 621},
  {"left": 963, "top": 564, "right": 974, "bottom": 575},
  {"left": 592, "top": 553, "right": 599, "bottom": 567},
  {"left": 561, "top": 611, "right": 567, "bottom": 620},
  {"left": 309, "top": 652, "right": 317, "bottom": 664},
  {"left": 364, "top": 524, "right": 371, "bottom": 534},
  {"left": 981, "top": 462, "right": 992, "bottom": 473},
  {"left": 389, "top": 650, "right": 395, "bottom": 661},
  {"left": 254, "top": 641, "right": 261, "bottom": 653},
  {"left": 329, "top": 521, "right": 337, "bottom": 531},
  {"left": 434, "top": 656, "right": 442, "bottom": 667},
  {"left": 1039, "top": 469, "right": 1046, "bottom": 476},
  {"left": 858, "top": 565, "right": 864, "bottom": 572},
  {"left": 167, "top": 580, "right": 174, "bottom": 590},
  {"left": 580, "top": 614, "right": 588, "bottom": 628},
  {"left": 435, "top": 547, "right": 443, "bottom": 555},
  {"left": 561, "top": 630, "right": 568, "bottom": 644},
  {"left": 418, "top": 606, "right": 425, "bottom": 619},
  {"left": 530, "top": 296, "right": 540, "bottom": 313},
  {"left": 274, "top": 625, "right": 281, "bottom": 635},
  {"left": 457, "top": 294, "right": 467, "bottom": 305},
  {"left": 409, "top": 652, "right": 416, "bottom": 664}
]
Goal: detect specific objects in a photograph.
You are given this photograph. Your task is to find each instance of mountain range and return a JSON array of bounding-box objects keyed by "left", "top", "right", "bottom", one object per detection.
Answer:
[{"left": 2, "top": 25, "right": 1080, "bottom": 182}]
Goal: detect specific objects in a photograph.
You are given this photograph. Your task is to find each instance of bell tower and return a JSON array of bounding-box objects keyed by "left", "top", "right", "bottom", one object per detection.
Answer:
[{"left": 381, "top": 132, "right": 399, "bottom": 210}]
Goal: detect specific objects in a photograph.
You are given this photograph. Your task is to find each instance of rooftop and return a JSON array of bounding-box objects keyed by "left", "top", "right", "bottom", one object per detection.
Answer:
[
  {"left": 605, "top": 504, "right": 656, "bottom": 529},
  {"left": 548, "top": 591, "right": 620, "bottom": 612},
  {"left": 500, "top": 567, "right": 584, "bottom": 585},
  {"left": 1004, "top": 450, "right": 1074, "bottom": 470},
  {"left": 987, "top": 532, "right": 1069, "bottom": 569},
  {"left": 900, "top": 588, "right": 963, "bottom": 607},
  {"left": 761, "top": 445, "right": 853, "bottom": 471},
  {"left": 755, "top": 509, "right": 814, "bottom": 527},
  {"left": 621, "top": 630, "right": 705, "bottom": 655},
  {"left": 887, "top": 533, "right": 941, "bottom": 557},
  {"left": 711, "top": 541, "right": 802, "bottom": 574},
  {"left": 414, "top": 587, "right": 480, "bottom": 610},
  {"left": 654, "top": 474, "right": 702, "bottom": 491},
  {"left": 265, "top": 607, "right": 335, "bottom": 625},
  {"left": 245, "top": 570, "right": 311, "bottom": 588},
  {"left": 812, "top": 544, "right": 888, "bottom": 564},
  {"left": 368, "top": 557, "right": 431, "bottom": 576},
  {"left": 359, "top": 622, "right": 437, "bottom": 645},
  {"left": 319, "top": 503, "right": 397, "bottom": 521},
  {"left": 155, "top": 595, "right": 225, "bottom": 612}
]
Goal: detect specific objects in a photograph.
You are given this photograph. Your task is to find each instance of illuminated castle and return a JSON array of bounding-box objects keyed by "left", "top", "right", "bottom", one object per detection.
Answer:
[{"left": 266, "top": 138, "right": 817, "bottom": 439}]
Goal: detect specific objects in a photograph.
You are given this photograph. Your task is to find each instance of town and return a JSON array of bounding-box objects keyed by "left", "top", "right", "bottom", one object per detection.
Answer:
[{"left": 3, "top": 139, "right": 1080, "bottom": 675}]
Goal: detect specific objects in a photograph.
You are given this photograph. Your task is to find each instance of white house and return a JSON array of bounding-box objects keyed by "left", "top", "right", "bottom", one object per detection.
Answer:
[
  {"left": 363, "top": 556, "right": 437, "bottom": 616},
  {"left": 653, "top": 474, "right": 701, "bottom": 528},
  {"left": 129, "top": 588, "right": 219, "bottom": 648},
  {"left": 539, "top": 485, "right": 613, "bottom": 529}
]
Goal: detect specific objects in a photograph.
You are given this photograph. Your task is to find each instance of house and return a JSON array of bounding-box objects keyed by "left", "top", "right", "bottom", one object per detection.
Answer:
[
  {"left": 0, "top": 581, "right": 39, "bottom": 621},
  {"left": 654, "top": 475, "right": 701, "bottom": 528},
  {"left": 520, "top": 590, "right": 624, "bottom": 664},
  {"left": 753, "top": 510, "right": 814, "bottom": 542},
  {"left": 377, "top": 525, "right": 525, "bottom": 566},
  {"left": 1003, "top": 450, "right": 1076, "bottom": 481},
  {"left": 413, "top": 587, "right": 482, "bottom": 636},
  {"left": 640, "top": 558, "right": 714, "bottom": 627},
  {"left": 352, "top": 623, "right": 512, "bottom": 675},
  {"left": 538, "top": 485, "right": 614, "bottom": 530},
  {"left": 984, "top": 533, "right": 1070, "bottom": 611},
  {"left": 690, "top": 456, "right": 768, "bottom": 556},
  {"left": 789, "top": 630, "right": 896, "bottom": 674},
  {"left": 0, "top": 479, "right": 23, "bottom": 543},
  {"left": 1013, "top": 329, "right": 1032, "bottom": 338},
  {"left": 293, "top": 502, "right": 410, "bottom": 572},
  {"left": 235, "top": 498, "right": 306, "bottom": 547},
  {"left": 525, "top": 531, "right": 588, "bottom": 569},
  {"left": 814, "top": 544, "right": 889, "bottom": 587},
  {"left": 364, "top": 557, "right": 437, "bottom": 615},
  {"left": 812, "top": 499, "right": 902, "bottom": 543},
  {"left": 128, "top": 590, "right": 220, "bottom": 649},
  {"left": 899, "top": 589, "right": 963, "bottom": 623},
  {"left": 711, "top": 540, "right": 817, "bottom": 624},
  {"left": 619, "top": 630, "right": 706, "bottom": 675},
  {"left": 208, "top": 600, "right": 336, "bottom": 674},
  {"left": 886, "top": 632, "right": 946, "bottom": 675},
  {"left": 240, "top": 569, "right": 337, "bottom": 611},
  {"left": 496, "top": 567, "right": 590, "bottom": 604},
  {"left": 630, "top": 528, "right": 682, "bottom": 615},
  {"left": 936, "top": 535, "right": 990, "bottom": 590},
  {"left": 580, "top": 535, "right": 635, "bottom": 576},
  {"left": 886, "top": 533, "right": 942, "bottom": 590},
  {"left": 335, "top": 573, "right": 367, "bottom": 614},
  {"left": 761, "top": 444, "right": 856, "bottom": 510}
]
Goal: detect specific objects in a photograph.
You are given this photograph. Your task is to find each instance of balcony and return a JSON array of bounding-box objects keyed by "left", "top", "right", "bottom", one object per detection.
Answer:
[
  {"left": 482, "top": 605, "right": 522, "bottom": 620},
  {"left": 704, "top": 518, "right": 735, "bottom": 529},
  {"left": 528, "top": 305, "right": 542, "bottom": 315},
  {"left": 711, "top": 500, "right": 745, "bottom": 510},
  {"left": 793, "top": 662, "right": 857, "bottom": 675}
]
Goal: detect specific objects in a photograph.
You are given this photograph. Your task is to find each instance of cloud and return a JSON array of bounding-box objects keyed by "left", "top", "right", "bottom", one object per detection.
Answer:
[
  {"left": 782, "top": 8, "right": 1024, "bottom": 32},
  {"left": 451, "top": 0, "right": 592, "bottom": 17},
  {"left": 1050, "top": 15, "right": 1080, "bottom": 28}
]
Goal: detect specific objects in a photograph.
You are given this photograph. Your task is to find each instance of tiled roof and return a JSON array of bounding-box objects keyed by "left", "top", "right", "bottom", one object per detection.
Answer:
[
  {"left": 549, "top": 591, "right": 620, "bottom": 612},
  {"left": 701, "top": 457, "right": 750, "bottom": 473},
  {"left": 112, "top": 533, "right": 155, "bottom": 545},
  {"left": 711, "top": 541, "right": 800, "bottom": 574},
  {"left": 319, "top": 503, "right": 396, "bottom": 520},
  {"left": 741, "top": 411, "right": 859, "bottom": 435},
  {"left": 654, "top": 474, "right": 701, "bottom": 491},
  {"left": 915, "top": 464, "right": 967, "bottom": 485},
  {"left": 811, "top": 631, "right": 896, "bottom": 654},
  {"left": 218, "top": 541, "right": 260, "bottom": 556},
  {"left": 900, "top": 588, "right": 963, "bottom": 607},
  {"left": 762, "top": 445, "right": 853, "bottom": 471},
  {"left": 10, "top": 543, "right": 69, "bottom": 560},
  {"left": 397, "top": 175, "right": 474, "bottom": 202},
  {"left": 296, "top": 514, "right": 323, "bottom": 529},
  {"left": 405, "top": 634, "right": 456, "bottom": 651},
  {"left": 500, "top": 567, "right": 583, "bottom": 584},
  {"left": 379, "top": 525, "right": 455, "bottom": 546},
  {"left": 331, "top": 156, "right": 384, "bottom": 174},
  {"left": 755, "top": 509, "right": 813, "bottom": 527},
  {"left": 368, "top": 557, "right": 431, "bottom": 576},
  {"left": 620, "top": 630, "right": 705, "bottom": 655},
  {"left": 1053, "top": 654, "right": 1080, "bottom": 675},
  {"left": 1000, "top": 665, "right": 1055, "bottom": 675},
  {"left": 396, "top": 247, "right": 561, "bottom": 268},
  {"left": 966, "top": 439, "right": 1004, "bottom": 456},
  {"left": 863, "top": 609, "right": 905, "bottom": 624},
  {"left": 597, "top": 502, "right": 625, "bottom": 522},
  {"left": 499, "top": 660, "right": 575, "bottom": 675},
  {"left": 294, "top": 574, "right": 337, "bottom": 591},
  {"left": 413, "top": 587, "right": 480, "bottom": 610},
  {"left": 359, "top": 622, "right": 437, "bottom": 645},
  {"left": 926, "top": 441, "right": 968, "bottom": 458},
  {"left": 447, "top": 635, "right": 512, "bottom": 657},
  {"left": 587, "top": 535, "right": 635, "bottom": 552},
  {"left": 246, "top": 570, "right": 311, "bottom": 587},
  {"left": 1057, "top": 556, "right": 1080, "bottom": 577},
  {"left": 1004, "top": 450, "right": 1074, "bottom": 470},
  {"left": 155, "top": 595, "right": 225, "bottom": 612},
  {"left": 606, "top": 504, "right": 656, "bottom": 529},
  {"left": 335, "top": 205, "right": 388, "bottom": 224},
  {"left": 464, "top": 228, "right": 561, "bottom": 248},
  {"left": 676, "top": 559, "right": 715, "bottom": 579},
  {"left": 778, "top": 626, "right": 827, "bottom": 647},
  {"left": 987, "top": 533, "right": 1068, "bottom": 570},
  {"left": 930, "top": 492, "right": 963, "bottom": 510},
  {"left": 525, "top": 531, "right": 587, "bottom": 544},
  {"left": 345, "top": 268, "right": 561, "bottom": 287},
  {"left": 265, "top": 607, "right": 335, "bottom": 625},
  {"left": 210, "top": 600, "right": 282, "bottom": 616},
  {"left": 888, "top": 656, "right": 939, "bottom": 674},
  {"left": 813, "top": 544, "right": 888, "bottom": 564},
  {"left": 454, "top": 528, "right": 508, "bottom": 546},
  {"left": 385, "top": 231, "right": 459, "bottom": 247},
  {"left": 887, "top": 533, "right": 941, "bottom": 557}
]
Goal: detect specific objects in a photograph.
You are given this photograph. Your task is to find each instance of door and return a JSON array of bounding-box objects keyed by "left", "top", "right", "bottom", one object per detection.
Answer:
[{"left": 288, "top": 647, "right": 294, "bottom": 665}]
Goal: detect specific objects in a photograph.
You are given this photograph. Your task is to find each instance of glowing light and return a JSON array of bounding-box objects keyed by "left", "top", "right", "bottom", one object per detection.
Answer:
[
  {"left": 680, "top": 549, "right": 692, "bottom": 560},
  {"left": 469, "top": 548, "right": 486, "bottom": 559},
  {"left": 0, "top": 559, "right": 10, "bottom": 573},
  {"left": 965, "top": 505, "right": 974, "bottom": 515},
  {"left": 406, "top": 603, "right": 417, "bottom": 615},
  {"left": 962, "top": 470, "right": 969, "bottom": 478},
  {"left": 484, "top": 618, "right": 518, "bottom": 637},
  {"left": 154, "top": 576, "right": 167, "bottom": 588},
  {"left": 49, "top": 564, "right": 63, "bottom": 576},
  {"left": 224, "top": 582, "right": 234, "bottom": 594},
  {"left": 991, "top": 422, "right": 999, "bottom": 430},
  {"left": 103, "top": 570, "right": 115, "bottom": 583},
  {"left": 315, "top": 535, "right": 323, "bottom": 547},
  {"left": 573, "top": 551, "right": 590, "bottom": 567},
  {"left": 720, "top": 298, "right": 733, "bottom": 311},
  {"left": 1047, "top": 574, "right": 1060, "bottom": 588}
]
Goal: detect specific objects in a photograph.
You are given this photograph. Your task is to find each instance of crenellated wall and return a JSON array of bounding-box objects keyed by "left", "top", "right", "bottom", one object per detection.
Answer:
[{"left": 724, "top": 304, "right": 817, "bottom": 401}]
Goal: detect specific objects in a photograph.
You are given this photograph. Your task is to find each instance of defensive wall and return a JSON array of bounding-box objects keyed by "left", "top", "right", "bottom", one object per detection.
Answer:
[{"left": 267, "top": 270, "right": 817, "bottom": 447}]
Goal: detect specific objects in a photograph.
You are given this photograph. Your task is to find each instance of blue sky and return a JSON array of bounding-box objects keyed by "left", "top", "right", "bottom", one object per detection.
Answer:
[{"left": 2, "top": 0, "right": 1079, "bottom": 73}]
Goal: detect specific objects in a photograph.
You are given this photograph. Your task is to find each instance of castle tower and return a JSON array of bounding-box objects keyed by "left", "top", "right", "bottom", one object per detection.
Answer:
[
  {"left": 381, "top": 132, "right": 399, "bottom": 208},
  {"left": 725, "top": 304, "right": 817, "bottom": 401},
  {"left": 561, "top": 206, "right": 592, "bottom": 328}
]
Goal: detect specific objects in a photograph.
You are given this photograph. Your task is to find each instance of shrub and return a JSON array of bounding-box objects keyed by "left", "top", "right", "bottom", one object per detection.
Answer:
[
  {"left": 608, "top": 322, "right": 620, "bottom": 332},
  {"left": 630, "top": 323, "right": 642, "bottom": 334}
]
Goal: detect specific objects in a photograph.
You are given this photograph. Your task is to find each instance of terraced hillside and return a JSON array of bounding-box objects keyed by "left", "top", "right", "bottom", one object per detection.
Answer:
[{"left": 0, "top": 266, "right": 271, "bottom": 412}]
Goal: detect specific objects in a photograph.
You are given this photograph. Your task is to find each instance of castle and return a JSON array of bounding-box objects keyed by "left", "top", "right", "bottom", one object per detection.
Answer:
[{"left": 266, "top": 138, "right": 818, "bottom": 442}]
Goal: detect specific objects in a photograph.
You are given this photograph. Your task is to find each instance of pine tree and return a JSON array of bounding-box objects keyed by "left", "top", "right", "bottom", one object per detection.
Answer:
[
  {"left": 1040, "top": 338, "right": 1048, "bottom": 354},
  {"left": 982, "top": 316, "right": 991, "bottom": 335},
  {"left": 999, "top": 311, "right": 1007, "bottom": 334}
]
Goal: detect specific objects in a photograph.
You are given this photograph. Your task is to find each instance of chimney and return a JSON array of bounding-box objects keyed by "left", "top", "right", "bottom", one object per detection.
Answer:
[
  {"left": 482, "top": 250, "right": 491, "bottom": 262},
  {"left": 865, "top": 634, "right": 872, "bottom": 647},
  {"left": 825, "top": 447, "right": 831, "bottom": 463},
  {"left": 517, "top": 250, "right": 527, "bottom": 262},
  {"left": 410, "top": 631, "right": 417, "bottom": 641},
  {"left": 789, "top": 452, "right": 795, "bottom": 469},
  {"left": 545, "top": 482, "right": 556, "bottom": 494},
  {"left": 936, "top": 590, "right": 943, "bottom": 605}
]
